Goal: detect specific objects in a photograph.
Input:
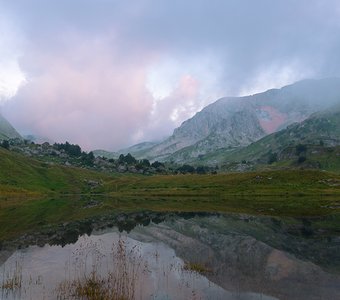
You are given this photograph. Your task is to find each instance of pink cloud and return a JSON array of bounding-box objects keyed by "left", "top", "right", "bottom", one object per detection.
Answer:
[
  {"left": 3, "top": 36, "right": 156, "bottom": 150},
  {"left": 140, "top": 74, "right": 202, "bottom": 141},
  {"left": 3, "top": 30, "right": 211, "bottom": 151}
]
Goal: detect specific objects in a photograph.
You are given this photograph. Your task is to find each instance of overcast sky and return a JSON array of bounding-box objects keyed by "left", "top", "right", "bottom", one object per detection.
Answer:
[{"left": 1, "top": 0, "right": 340, "bottom": 150}]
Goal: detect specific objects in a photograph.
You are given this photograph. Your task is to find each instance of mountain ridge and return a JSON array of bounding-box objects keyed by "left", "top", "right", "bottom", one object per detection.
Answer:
[
  {"left": 0, "top": 113, "right": 22, "bottom": 140},
  {"left": 193, "top": 105, "right": 340, "bottom": 171},
  {"left": 141, "top": 78, "right": 340, "bottom": 162}
]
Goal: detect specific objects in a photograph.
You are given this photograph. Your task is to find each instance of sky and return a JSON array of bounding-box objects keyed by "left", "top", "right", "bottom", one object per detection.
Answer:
[{"left": 0, "top": 0, "right": 340, "bottom": 151}]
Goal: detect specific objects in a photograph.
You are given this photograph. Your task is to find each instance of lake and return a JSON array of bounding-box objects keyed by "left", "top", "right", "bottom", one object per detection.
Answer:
[{"left": 1, "top": 212, "right": 340, "bottom": 299}]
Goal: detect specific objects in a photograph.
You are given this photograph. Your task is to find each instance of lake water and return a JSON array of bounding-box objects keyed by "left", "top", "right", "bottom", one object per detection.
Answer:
[{"left": 1, "top": 213, "right": 340, "bottom": 299}]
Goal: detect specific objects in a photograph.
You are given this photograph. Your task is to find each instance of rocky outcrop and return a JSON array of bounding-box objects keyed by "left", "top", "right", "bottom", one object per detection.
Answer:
[
  {"left": 141, "top": 78, "right": 340, "bottom": 162},
  {"left": 213, "top": 106, "right": 340, "bottom": 168}
]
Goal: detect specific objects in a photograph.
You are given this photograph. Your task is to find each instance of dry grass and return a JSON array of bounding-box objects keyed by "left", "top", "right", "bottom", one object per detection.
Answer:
[
  {"left": 183, "top": 261, "right": 213, "bottom": 275},
  {"left": 1, "top": 259, "right": 23, "bottom": 298},
  {"left": 57, "top": 238, "right": 148, "bottom": 300}
]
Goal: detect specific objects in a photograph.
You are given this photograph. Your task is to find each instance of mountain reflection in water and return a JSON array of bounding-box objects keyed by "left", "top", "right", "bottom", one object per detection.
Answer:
[{"left": 1, "top": 213, "right": 340, "bottom": 300}]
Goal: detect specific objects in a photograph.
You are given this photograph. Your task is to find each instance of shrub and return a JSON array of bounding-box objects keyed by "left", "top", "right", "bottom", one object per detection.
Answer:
[
  {"left": 298, "top": 156, "right": 306, "bottom": 163},
  {"left": 268, "top": 152, "right": 278, "bottom": 164},
  {"left": 0, "top": 140, "right": 9, "bottom": 149},
  {"left": 296, "top": 144, "right": 307, "bottom": 156}
]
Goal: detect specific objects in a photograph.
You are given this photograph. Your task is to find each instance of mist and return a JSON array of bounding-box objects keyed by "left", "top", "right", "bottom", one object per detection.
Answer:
[{"left": 1, "top": 0, "right": 340, "bottom": 150}]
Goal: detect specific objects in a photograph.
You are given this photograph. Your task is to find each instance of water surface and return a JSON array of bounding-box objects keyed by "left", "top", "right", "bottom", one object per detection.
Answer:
[{"left": 1, "top": 213, "right": 340, "bottom": 300}]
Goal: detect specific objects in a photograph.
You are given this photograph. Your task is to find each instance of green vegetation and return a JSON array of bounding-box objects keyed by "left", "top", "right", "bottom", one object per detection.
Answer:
[
  {"left": 0, "top": 147, "right": 112, "bottom": 195},
  {"left": 0, "top": 140, "right": 9, "bottom": 150},
  {"left": 54, "top": 141, "right": 82, "bottom": 157},
  {"left": 1, "top": 143, "right": 340, "bottom": 241},
  {"left": 101, "top": 170, "right": 340, "bottom": 197},
  {"left": 1, "top": 159, "right": 340, "bottom": 240}
]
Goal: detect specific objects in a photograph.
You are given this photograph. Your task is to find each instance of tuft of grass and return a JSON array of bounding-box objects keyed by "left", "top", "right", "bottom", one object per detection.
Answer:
[
  {"left": 183, "top": 261, "right": 213, "bottom": 275},
  {"left": 58, "top": 271, "right": 109, "bottom": 299},
  {"left": 1, "top": 259, "right": 23, "bottom": 296},
  {"left": 57, "top": 238, "right": 147, "bottom": 300}
]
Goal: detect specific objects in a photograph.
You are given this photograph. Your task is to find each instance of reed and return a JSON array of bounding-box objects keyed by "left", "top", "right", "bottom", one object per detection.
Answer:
[
  {"left": 57, "top": 237, "right": 148, "bottom": 300},
  {"left": 1, "top": 259, "right": 23, "bottom": 298},
  {"left": 183, "top": 261, "right": 213, "bottom": 275}
]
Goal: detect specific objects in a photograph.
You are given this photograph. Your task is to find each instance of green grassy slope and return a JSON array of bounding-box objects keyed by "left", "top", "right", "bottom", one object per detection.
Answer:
[
  {"left": 1, "top": 146, "right": 340, "bottom": 199},
  {"left": 1, "top": 169, "right": 340, "bottom": 240},
  {"left": 1, "top": 146, "right": 340, "bottom": 240},
  {"left": 0, "top": 147, "right": 112, "bottom": 195},
  {"left": 104, "top": 170, "right": 340, "bottom": 197}
]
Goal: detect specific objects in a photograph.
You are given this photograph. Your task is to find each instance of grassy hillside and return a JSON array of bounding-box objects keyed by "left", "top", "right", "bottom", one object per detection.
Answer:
[
  {"left": 103, "top": 169, "right": 340, "bottom": 196},
  {"left": 0, "top": 147, "right": 113, "bottom": 196},
  {"left": 1, "top": 146, "right": 340, "bottom": 240},
  {"left": 1, "top": 169, "right": 340, "bottom": 240},
  {"left": 1, "top": 145, "right": 340, "bottom": 199}
]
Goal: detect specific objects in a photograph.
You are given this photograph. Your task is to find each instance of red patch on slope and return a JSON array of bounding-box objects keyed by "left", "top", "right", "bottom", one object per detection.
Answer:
[{"left": 257, "top": 106, "right": 287, "bottom": 134}]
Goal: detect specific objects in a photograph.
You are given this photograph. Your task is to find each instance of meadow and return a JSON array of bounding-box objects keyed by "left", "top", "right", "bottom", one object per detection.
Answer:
[{"left": 0, "top": 147, "right": 340, "bottom": 240}]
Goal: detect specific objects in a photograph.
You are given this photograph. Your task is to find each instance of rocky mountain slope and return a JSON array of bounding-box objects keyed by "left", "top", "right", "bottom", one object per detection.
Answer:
[
  {"left": 139, "top": 78, "right": 340, "bottom": 162},
  {"left": 0, "top": 113, "right": 21, "bottom": 140},
  {"left": 196, "top": 106, "right": 340, "bottom": 170},
  {"left": 118, "top": 141, "right": 159, "bottom": 157},
  {"left": 93, "top": 149, "right": 119, "bottom": 159}
]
